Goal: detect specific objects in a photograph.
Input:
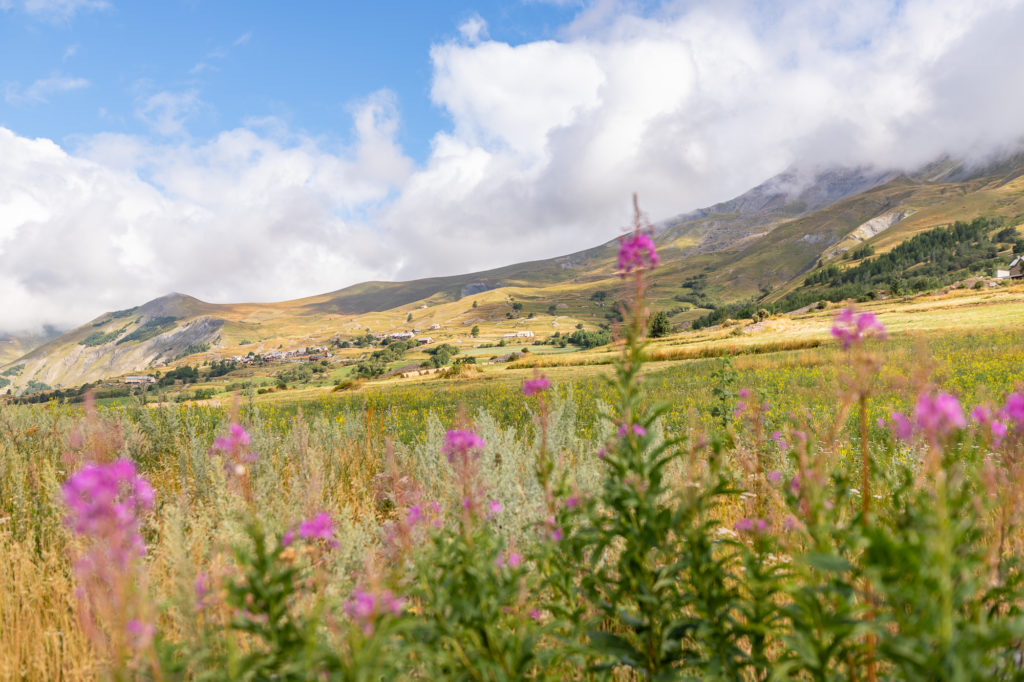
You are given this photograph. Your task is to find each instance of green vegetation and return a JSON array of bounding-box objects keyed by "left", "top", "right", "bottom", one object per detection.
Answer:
[
  {"left": 566, "top": 328, "right": 610, "bottom": 348},
  {"left": 648, "top": 310, "right": 672, "bottom": 337},
  {"left": 116, "top": 316, "right": 178, "bottom": 344},
  {"left": 158, "top": 365, "right": 199, "bottom": 386},
  {"left": 1, "top": 364, "right": 24, "bottom": 377},
  {"left": 694, "top": 217, "right": 1014, "bottom": 328},
  {"left": 424, "top": 342, "right": 460, "bottom": 368},
  {"left": 354, "top": 340, "right": 415, "bottom": 378},
  {"left": 79, "top": 326, "right": 127, "bottom": 346}
]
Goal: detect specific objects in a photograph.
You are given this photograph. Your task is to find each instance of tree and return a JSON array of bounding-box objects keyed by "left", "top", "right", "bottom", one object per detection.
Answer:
[
  {"left": 472, "top": 300, "right": 478, "bottom": 308},
  {"left": 648, "top": 311, "right": 672, "bottom": 338},
  {"left": 471, "top": 325, "right": 480, "bottom": 338},
  {"left": 407, "top": 312, "right": 413, "bottom": 322}
]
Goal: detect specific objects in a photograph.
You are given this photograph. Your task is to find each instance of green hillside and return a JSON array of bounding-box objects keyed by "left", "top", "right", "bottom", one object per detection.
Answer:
[{"left": 4, "top": 153, "right": 1024, "bottom": 394}]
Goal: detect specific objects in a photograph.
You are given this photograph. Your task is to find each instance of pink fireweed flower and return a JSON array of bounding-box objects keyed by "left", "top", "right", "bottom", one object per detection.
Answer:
[
  {"left": 767, "top": 470, "right": 783, "bottom": 485},
  {"left": 1002, "top": 392, "right": 1024, "bottom": 428},
  {"left": 345, "top": 588, "right": 405, "bottom": 635},
  {"left": 831, "top": 307, "right": 887, "bottom": 349},
  {"left": 487, "top": 500, "right": 503, "bottom": 519},
  {"left": 914, "top": 391, "right": 966, "bottom": 440},
  {"left": 617, "top": 423, "right": 647, "bottom": 438},
  {"left": 617, "top": 232, "right": 660, "bottom": 276},
  {"left": 507, "top": 552, "right": 522, "bottom": 568},
  {"left": 211, "top": 422, "right": 251, "bottom": 455},
  {"left": 442, "top": 429, "right": 484, "bottom": 463},
  {"left": 406, "top": 505, "right": 422, "bottom": 526},
  {"left": 889, "top": 411, "right": 914, "bottom": 441},
  {"left": 62, "top": 459, "right": 155, "bottom": 567},
  {"left": 126, "top": 619, "right": 155, "bottom": 648},
  {"left": 734, "top": 518, "right": 768, "bottom": 534},
  {"left": 564, "top": 495, "right": 580, "bottom": 508},
  {"left": 992, "top": 420, "right": 1008, "bottom": 443},
  {"left": 298, "top": 512, "right": 337, "bottom": 546},
  {"left": 522, "top": 374, "right": 551, "bottom": 396},
  {"left": 771, "top": 430, "right": 787, "bottom": 451}
]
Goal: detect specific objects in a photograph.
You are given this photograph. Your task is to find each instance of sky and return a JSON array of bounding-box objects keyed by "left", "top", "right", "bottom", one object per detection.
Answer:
[{"left": 2, "top": 0, "right": 1024, "bottom": 332}]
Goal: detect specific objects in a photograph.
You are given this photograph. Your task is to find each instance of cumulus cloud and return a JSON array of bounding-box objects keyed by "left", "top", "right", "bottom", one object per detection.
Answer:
[
  {"left": 458, "top": 14, "right": 488, "bottom": 44},
  {"left": 381, "top": 0, "right": 1024, "bottom": 282},
  {"left": 0, "top": 91, "right": 411, "bottom": 331},
  {"left": 5, "top": 73, "right": 89, "bottom": 105},
  {"left": 135, "top": 90, "right": 202, "bottom": 137},
  {"left": 4, "top": 0, "right": 1024, "bottom": 332}
]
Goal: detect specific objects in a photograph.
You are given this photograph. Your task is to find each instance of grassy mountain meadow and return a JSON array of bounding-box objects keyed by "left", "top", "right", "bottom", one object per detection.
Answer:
[{"left": 3, "top": 153, "right": 1024, "bottom": 396}]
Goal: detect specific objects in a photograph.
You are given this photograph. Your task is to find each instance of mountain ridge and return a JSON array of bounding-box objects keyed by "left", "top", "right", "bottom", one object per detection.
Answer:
[{"left": 5, "top": 152, "right": 1024, "bottom": 393}]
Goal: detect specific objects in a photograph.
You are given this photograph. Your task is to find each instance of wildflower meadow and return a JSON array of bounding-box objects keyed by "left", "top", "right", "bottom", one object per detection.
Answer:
[{"left": 5, "top": 201, "right": 1024, "bottom": 680}]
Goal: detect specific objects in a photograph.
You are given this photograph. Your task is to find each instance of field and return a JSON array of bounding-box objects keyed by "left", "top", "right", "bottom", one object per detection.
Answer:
[{"left": 4, "top": 271, "right": 1024, "bottom": 679}]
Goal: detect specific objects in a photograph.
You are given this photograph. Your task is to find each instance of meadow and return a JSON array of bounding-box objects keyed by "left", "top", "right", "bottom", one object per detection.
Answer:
[{"left": 4, "top": 240, "right": 1024, "bottom": 679}]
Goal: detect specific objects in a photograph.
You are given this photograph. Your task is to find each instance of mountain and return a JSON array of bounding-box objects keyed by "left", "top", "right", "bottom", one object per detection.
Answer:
[
  {"left": 0, "top": 327, "right": 63, "bottom": 365},
  {"left": 4, "top": 153, "right": 1023, "bottom": 394}
]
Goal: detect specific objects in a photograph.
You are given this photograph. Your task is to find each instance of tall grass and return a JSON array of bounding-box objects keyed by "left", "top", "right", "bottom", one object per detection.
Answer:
[{"left": 4, "top": 238, "right": 1024, "bottom": 677}]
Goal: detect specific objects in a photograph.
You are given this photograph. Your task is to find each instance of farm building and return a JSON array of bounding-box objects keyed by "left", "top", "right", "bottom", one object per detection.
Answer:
[
  {"left": 124, "top": 375, "right": 156, "bottom": 385},
  {"left": 998, "top": 257, "right": 1024, "bottom": 279}
]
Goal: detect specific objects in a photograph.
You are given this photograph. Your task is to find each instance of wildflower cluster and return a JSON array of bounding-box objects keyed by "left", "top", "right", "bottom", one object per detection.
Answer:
[
  {"left": 62, "top": 459, "right": 155, "bottom": 564},
  {"left": 830, "top": 307, "right": 887, "bottom": 348},
  {"left": 617, "top": 231, "right": 659, "bottom": 275}
]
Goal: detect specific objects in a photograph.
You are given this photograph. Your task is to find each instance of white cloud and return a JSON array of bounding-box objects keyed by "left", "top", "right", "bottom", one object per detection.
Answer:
[
  {"left": 135, "top": 90, "right": 201, "bottom": 137},
  {"left": 0, "top": 92, "right": 411, "bottom": 330},
  {"left": 4, "top": 0, "right": 1024, "bottom": 333},
  {"left": 379, "top": 0, "right": 1024, "bottom": 282},
  {"left": 458, "top": 14, "right": 488, "bottom": 44},
  {"left": 5, "top": 74, "right": 89, "bottom": 105},
  {"left": 15, "top": 0, "right": 108, "bottom": 18}
]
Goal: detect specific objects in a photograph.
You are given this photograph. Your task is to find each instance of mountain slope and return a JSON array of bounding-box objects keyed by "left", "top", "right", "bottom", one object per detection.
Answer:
[{"left": 4, "top": 153, "right": 1024, "bottom": 393}]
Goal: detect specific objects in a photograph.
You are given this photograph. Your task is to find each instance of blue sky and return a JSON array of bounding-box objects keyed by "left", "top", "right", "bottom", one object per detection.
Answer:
[
  {"left": 2, "top": 0, "right": 1023, "bottom": 332},
  {"left": 1, "top": 1, "right": 580, "bottom": 161}
]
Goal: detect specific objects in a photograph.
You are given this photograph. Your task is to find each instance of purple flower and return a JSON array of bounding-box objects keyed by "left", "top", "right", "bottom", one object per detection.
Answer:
[
  {"left": 126, "top": 619, "right": 155, "bottom": 648},
  {"left": 487, "top": 500, "right": 503, "bottom": 519},
  {"left": 1002, "top": 392, "right": 1024, "bottom": 426},
  {"left": 298, "top": 512, "right": 337, "bottom": 544},
  {"left": 992, "top": 420, "right": 1008, "bottom": 443},
  {"left": 890, "top": 411, "right": 914, "bottom": 441},
  {"left": 62, "top": 459, "right": 154, "bottom": 566},
  {"left": 733, "top": 518, "right": 754, "bottom": 532},
  {"left": 345, "top": 588, "right": 406, "bottom": 636},
  {"left": 442, "top": 429, "right": 484, "bottom": 462},
  {"left": 507, "top": 552, "right": 522, "bottom": 568},
  {"left": 831, "top": 307, "right": 887, "bottom": 349},
  {"left": 734, "top": 517, "right": 768, "bottom": 535},
  {"left": 406, "top": 505, "right": 422, "bottom": 526},
  {"left": 564, "top": 495, "right": 580, "bottom": 508},
  {"left": 281, "top": 530, "right": 295, "bottom": 547},
  {"left": 617, "top": 232, "right": 660, "bottom": 276},
  {"left": 211, "top": 422, "right": 252, "bottom": 455},
  {"left": 783, "top": 516, "right": 799, "bottom": 530},
  {"left": 767, "top": 470, "right": 782, "bottom": 485},
  {"left": 617, "top": 423, "right": 647, "bottom": 438},
  {"left": 522, "top": 374, "right": 551, "bottom": 396},
  {"left": 971, "top": 405, "right": 991, "bottom": 424},
  {"left": 771, "top": 430, "right": 788, "bottom": 450},
  {"left": 914, "top": 392, "right": 966, "bottom": 440}
]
